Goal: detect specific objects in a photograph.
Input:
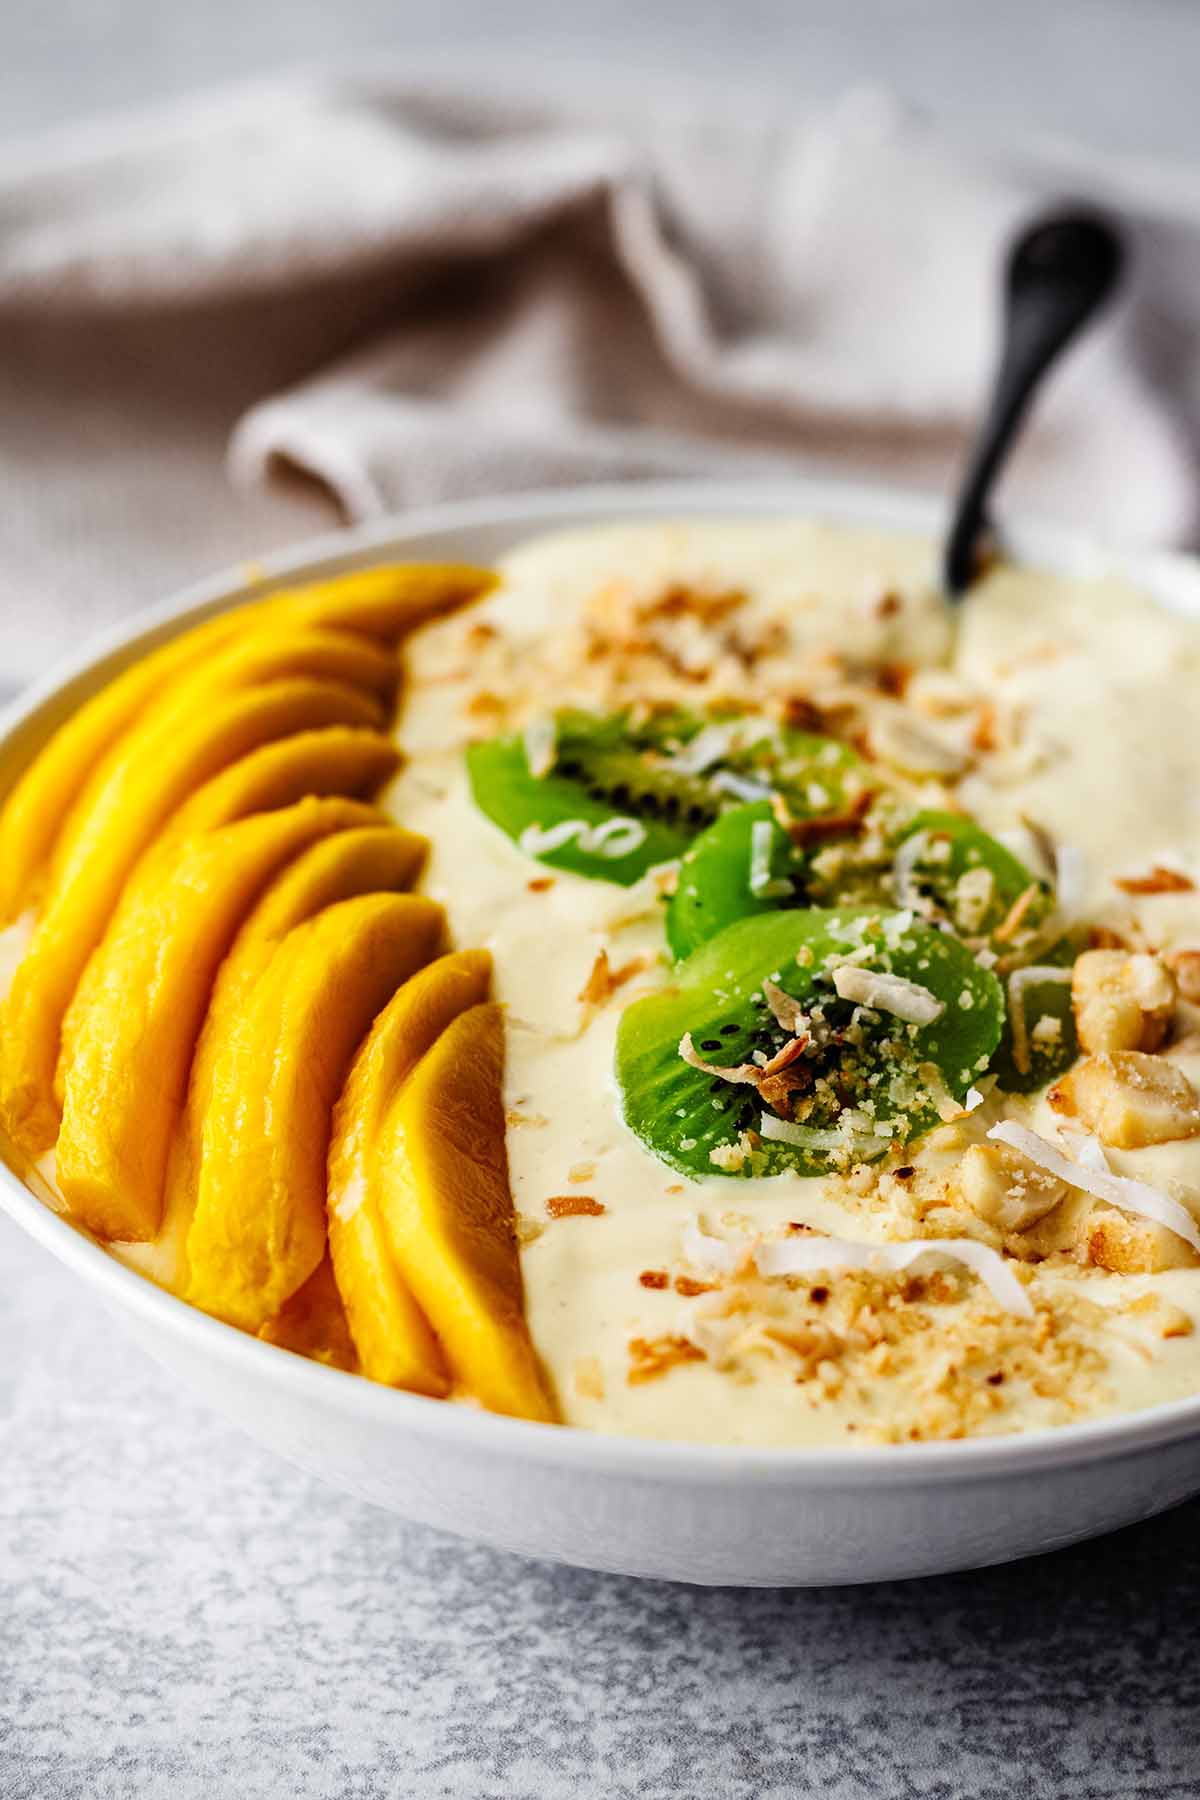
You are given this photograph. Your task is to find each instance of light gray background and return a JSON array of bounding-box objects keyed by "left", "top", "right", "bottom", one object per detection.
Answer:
[{"left": 3, "top": 5, "right": 1200, "bottom": 1796}]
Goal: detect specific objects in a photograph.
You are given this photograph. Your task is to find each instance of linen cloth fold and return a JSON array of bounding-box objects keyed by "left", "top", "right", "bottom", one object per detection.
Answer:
[{"left": 2, "top": 71, "right": 1200, "bottom": 685}]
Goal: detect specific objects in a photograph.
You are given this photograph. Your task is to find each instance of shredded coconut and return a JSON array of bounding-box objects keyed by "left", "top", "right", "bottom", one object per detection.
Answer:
[
  {"left": 988, "top": 1120, "right": 1200, "bottom": 1253},
  {"left": 519, "top": 816, "right": 648, "bottom": 859},
  {"left": 758, "top": 1113, "right": 889, "bottom": 1157},
  {"left": 832, "top": 964, "right": 945, "bottom": 1025},
  {"left": 748, "top": 819, "right": 793, "bottom": 899},
  {"left": 666, "top": 722, "right": 736, "bottom": 774},
  {"left": 710, "top": 768, "right": 772, "bottom": 804},
  {"left": 522, "top": 714, "right": 558, "bottom": 778},
  {"left": 754, "top": 1232, "right": 1033, "bottom": 1318}
]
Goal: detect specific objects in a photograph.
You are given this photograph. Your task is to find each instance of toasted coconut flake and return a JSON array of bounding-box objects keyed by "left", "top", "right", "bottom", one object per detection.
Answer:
[
  {"left": 785, "top": 789, "right": 873, "bottom": 846},
  {"left": 832, "top": 964, "right": 944, "bottom": 1025},
  {"left": 993, "top": 882, "right": 1042, "bottom": 945},
  {"left": 1115, "top": 864, "right": 1196, "bottom": 896},
  {"left": 762, "top": 978, "right": 809, "bottom": 1034},
  {"left": 627, "top": 1335, "right": 707, "bottom": 1385},
  {"left": 578, "top": 948, "right": 647, "bottom": 1008},
  {"left": 546, "top": 1194, "right": 606, "bottom": 1219},
  {"left": 678, "top": 1032, "right": 764, "bottom": 1085},
  {"left": 988, "top": 1120, "right": 1200, "bottom": 1253},
  {"left": 759, "top": 1036, "right": 809, "bottom": 1078}
]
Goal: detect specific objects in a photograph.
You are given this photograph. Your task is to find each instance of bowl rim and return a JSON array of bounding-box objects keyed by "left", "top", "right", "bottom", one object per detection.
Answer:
[{"left": 6, "top": 472, "right": 1200, "bottom": 1488}]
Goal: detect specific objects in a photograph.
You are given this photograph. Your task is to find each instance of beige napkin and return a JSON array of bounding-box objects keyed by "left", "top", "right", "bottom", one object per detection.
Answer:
[{"left": 2, "top": 73, "right": 1199, "bottom": 686}]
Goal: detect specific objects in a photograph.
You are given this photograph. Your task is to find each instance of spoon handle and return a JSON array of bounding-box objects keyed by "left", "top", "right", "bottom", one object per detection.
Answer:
[{"left": 943, "top": 210, "right": 1126, "bottom": 598}]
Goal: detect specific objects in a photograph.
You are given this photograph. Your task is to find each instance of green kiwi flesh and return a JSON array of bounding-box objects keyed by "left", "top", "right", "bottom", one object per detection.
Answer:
[
  {"left": 616, "top": 908, "right": 1005, "bottom": 1179},
  {"left": 466, "top": 708, "right": 868, "bottom": 887},
  {"left": 894, "top": 811, "right": 1053, "bottom": 945},
  {"left": 989, "top": 934, "right": 1081, "bottom": 1093},
  {"left": 666, "top": 802, "right": 804, "bottom": 962}
]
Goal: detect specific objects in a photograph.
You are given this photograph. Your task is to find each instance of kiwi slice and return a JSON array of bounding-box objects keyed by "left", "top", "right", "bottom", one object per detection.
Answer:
[
  {"left": 466, "top": 708, "right": 868, "bottom": 887},
  {"left": 893, "top": 811, "right": 1053, "bottom": 946},
  {"left": 466, "top": 711, "right": 694, "bottom": 885},
  {"left": 616, "top": 908, "right": 1005, "bottom": 1180},
  {"left": 667, "top": 802, "right": 804, "bottom": 962},
  {"left": 990, "top": 934, "right": 1081, "bottom": 1094}
]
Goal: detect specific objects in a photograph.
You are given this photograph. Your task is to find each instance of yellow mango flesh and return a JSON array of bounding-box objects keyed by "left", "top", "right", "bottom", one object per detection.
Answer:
[
  {"left": 162, "top": 728, "right": 400, "bottom": 841},
  {"left": 257, "top": 563, "right": 497, "bottom": 641},
  {"left": 167, "top": 626, "right": 397, "bottom": 715},
  {"left": 187, "top": 892, "right": 445, "bottom": 1330},
  {"left": 55, "top": 797, "right": 381, "bottom": 1242},
  {"left": 373, "top": 1003, "right": 557, "bottom": 1422},
  {"left": 0, "top": 560, "right": 490, "bottom": 926},
  {"left": 259, "top": 1255, "right": 358, "bottom": 1372},
  {"left": 153, "top": 821, "right": 424, "bottom": 1295},
  {"left": 0, "top": 676, "right": 381, "bottom": 1156},
  {"left": 170, "top": 823, "right": 430, "bottom": 1220},
  {"left": 327, "top": 950, "right": 493, "bottom": 1394},
  {"left": 0, "top": 611, "right": 242, "bottom": 924}
]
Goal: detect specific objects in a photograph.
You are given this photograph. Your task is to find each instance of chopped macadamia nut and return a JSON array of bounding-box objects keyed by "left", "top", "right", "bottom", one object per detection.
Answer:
[
  {"left": 1050, "top": 1051, "right": 1200, "bottom": 1148},
  {"left": 1071, "top": 950, "right": 1176, "bottom": 1055},
  {"left": 954, "top": 1142, "right": 1068, "bottom": 1234},
  {"left": 1079, "top": 1205, "right": 1200, "bottom": 1274},
  {"left": 1167, "top": 950, "right": 1200, "bottom": 1006}
]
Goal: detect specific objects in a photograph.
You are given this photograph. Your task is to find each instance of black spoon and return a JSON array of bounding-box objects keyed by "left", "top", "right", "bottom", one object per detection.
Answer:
[{"left": 943, "top": 209, "right": 1126, "bottom": 598}]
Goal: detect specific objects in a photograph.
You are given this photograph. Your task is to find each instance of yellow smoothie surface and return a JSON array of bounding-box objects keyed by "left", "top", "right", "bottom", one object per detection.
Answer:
[{"left": 390, "top": 519, "right": 1200, "bottom": 1446}]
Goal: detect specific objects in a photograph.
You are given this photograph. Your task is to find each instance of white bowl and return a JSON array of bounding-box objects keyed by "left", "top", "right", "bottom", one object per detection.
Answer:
[{"left": 6, "top": 477, "right": 1200, "bottom": 1588}]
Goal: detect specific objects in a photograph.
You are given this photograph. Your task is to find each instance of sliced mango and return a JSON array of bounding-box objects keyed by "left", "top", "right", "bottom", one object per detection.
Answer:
[
  {"left": 0, "top": 676, "right": 381, "bottom": 1156},
  {"left": 0, "top": 561, "right": 491, "bottom": 925},
  {"left": 372, "top": 1003, "right": 557, "bottom": 1422},
  {"left": 167, "top": 625, "right": 397, "bottom": 714},
  {"left": 187, "top": 892, "right": 445, "bottom": 1330},
  {"left": 55, "top": 797, "right": 380, "bottom": 1242},
  {"left": 259, "top": 1255, "right": 358, "bottom": 1372},
  {"left": 328, "top": 950, "right": 493, "bottom": 1394},
  {"left": 0, "top": 611, "right": 242, "bottom": 925},
  {"left": 259, "top": 563, "right": 497, "bottom": 642},
  {"left": 164, "top": 728, "right": 400, "bottom": 840},
  {"left": 184, "top": 823, "right": 427, "bottom": 1134},
  {"left": 162, "top": 824, "right": 429, "bottom": 1281}
]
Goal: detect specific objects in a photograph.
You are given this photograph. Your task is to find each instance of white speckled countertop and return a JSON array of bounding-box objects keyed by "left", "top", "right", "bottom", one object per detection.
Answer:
[{"left": 4, "top": 1206, "right": 1200, "bottom": 1798}]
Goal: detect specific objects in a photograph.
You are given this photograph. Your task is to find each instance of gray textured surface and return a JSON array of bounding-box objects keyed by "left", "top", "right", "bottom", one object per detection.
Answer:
[
  {"left": 5, "top": 6, "right": 1200, "bottom": 1795},
  {"left": 4, "top": 1203, "right": 1200, "bottom": 1800},
  {"left": 5, "top": 0, "right": 1200, "bottom": 163}
]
